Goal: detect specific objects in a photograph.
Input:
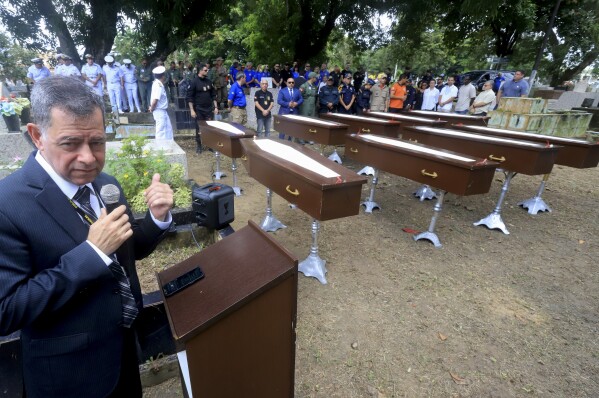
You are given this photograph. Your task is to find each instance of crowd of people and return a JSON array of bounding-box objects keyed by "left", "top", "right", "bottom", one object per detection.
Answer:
[{"left": 23, "top": 54, "right": 530, "bottom": 150}]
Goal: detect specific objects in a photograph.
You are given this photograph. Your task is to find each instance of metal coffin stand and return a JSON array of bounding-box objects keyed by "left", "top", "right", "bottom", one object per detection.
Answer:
[
  {"left": 453, "top": 124, "right": 599, "bottom": 214},
  {"left": 273, "top": 114, "right": 349, "bottom": 163},
  {"left": 364, "top": 111, "right": 447, "bottom": 202},
  {"left": 199, "top": 121, "right": 255, "bottom": 196},
  {"left": 241, "top": 138, "right": 367, "bottom": 284},
  {"left": 345, "top": 133, "right": 499, "bottom": 247},
  {"left": 400, "top": 126, "right": 560, "bottom": 234},
  {"left": 157, "top": 221, "right": 298, "bottom": 398}
]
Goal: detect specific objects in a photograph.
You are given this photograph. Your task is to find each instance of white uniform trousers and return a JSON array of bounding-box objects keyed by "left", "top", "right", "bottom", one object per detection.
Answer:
[
  {"left": 152, "top": 108, "right": 173, "bottom": 140},
  {"left": 107, "top": 83, "right": 123, "bottom": 114},
  {"left": 125, "top": 82, "right": 141, "bottom": 113}
]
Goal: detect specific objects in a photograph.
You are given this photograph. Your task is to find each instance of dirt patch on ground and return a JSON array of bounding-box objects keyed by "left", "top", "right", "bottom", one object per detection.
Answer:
[{"left": 141, "top": 138, "right": 599, "bottom": 397}]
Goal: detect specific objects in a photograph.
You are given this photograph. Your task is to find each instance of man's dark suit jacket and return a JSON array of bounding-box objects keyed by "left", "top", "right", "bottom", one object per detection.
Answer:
[
  {"left": 0, "top": 152, "right": 168, "bottom": 398},
  {"left": 277, "top": 87, "right": 304, "bottom": 115}
]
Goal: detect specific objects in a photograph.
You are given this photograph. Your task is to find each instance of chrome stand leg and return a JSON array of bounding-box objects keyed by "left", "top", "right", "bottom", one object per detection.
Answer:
[
  {"left": 413, "top": 184, "right": 437, "bottom": 201},
  {"left": 260, "top": 188, "right": 286, "bottom": 232},
  {"left": 474, "top": 171, "right": 514, "bottom": 234},
  {"left": 319, "top": 144, "right": 325, "bottom": 156},
  {"left": 328, "top": 147, "right": 342, "bottom": 164},
  {"left": 414, "top": 191, "right": 445, "bottom": 248},
  {"left": 358, "top": 165, "right": 375, "bottom": 176},
  {"left": 361, "top": 168, "right": 381, "bottom": 213},
  {"left": 231, "top": 158, "right": 242, "bottom": 196},
  {"left": 518, "top": 173, "right": 552, "bottom": 215},
  {"left": 299, "top": 219, "right": 327, "bottom": 284},
  {"left": 212, "top": 151, "right": 226, "bottom": 180}
]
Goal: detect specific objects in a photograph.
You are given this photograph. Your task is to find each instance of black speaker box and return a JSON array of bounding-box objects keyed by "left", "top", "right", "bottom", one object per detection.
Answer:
[{"left": 192, "top": 183, "right": 235, "bottom": 229}]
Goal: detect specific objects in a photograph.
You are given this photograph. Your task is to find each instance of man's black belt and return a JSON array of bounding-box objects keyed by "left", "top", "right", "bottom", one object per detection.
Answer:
[{"left": 232, "top": 106, "right": 246, "bottom": 109}]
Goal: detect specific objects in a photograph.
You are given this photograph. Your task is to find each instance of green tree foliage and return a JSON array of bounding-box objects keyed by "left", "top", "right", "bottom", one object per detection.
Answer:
[{"left": 0, "top": 34, "right": 39, "bottom": 81}]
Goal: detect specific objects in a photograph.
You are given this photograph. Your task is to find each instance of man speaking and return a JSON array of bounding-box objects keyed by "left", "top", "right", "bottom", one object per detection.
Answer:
[{"left": 0, "top": 76, "right": 174, "bottom": 397}]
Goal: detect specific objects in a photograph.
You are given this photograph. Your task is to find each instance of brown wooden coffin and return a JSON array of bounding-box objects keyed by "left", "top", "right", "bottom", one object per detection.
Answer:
[
  {"left": 345, "top": 134, "right": 498, "bottom": 196},
  {"left": 319, "top": 113, "right": 401, "bottom": 138},
  {"left": 400, "top": 126, "right": 559, "bottom": 175},
  {"left": 157, "top": 220, "right": 298, "bottom": 397},
  {"left": 451, "top": 124, "right": 599, "bottom": 169},
  {"left": 273, "top": 115, "right": 349, "bottom": 145},
  {"left": 240, "top": 138, "right": 367, "bottom": 221},
  {"left": 365, "top": 111, "right": 448, "bottom": 129},
  {"left": 199, "top": 120, "right": 255, "bottom": 158},
  {"left": 407, "top": 110, "right": 490, "bottom": 126}
]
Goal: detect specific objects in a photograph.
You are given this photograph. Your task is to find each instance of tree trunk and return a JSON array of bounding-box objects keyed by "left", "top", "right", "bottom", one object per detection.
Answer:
[
  {"left": 35, "top": 0, "right": 81, "bottom": 67},
  {"left": 550, "top": 49, "right": 599, "bottom": 86}
]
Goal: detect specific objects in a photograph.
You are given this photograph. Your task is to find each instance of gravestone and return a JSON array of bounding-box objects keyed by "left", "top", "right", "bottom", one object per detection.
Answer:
[
  {"left": 106, "top": 139, "right": 189, "bottom": 178},
  {"left": 0, "top": 132, "right": 36, "bottom": 179}
]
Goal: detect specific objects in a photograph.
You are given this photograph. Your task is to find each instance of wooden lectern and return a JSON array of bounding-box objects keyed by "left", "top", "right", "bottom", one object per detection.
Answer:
[{"left": 157, "top": 221, "right": 298, "bottom": 397}]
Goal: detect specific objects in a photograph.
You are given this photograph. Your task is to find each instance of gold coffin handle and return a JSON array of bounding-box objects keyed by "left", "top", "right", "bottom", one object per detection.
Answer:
[
  {"left": 408, "top": 138, "right": 418, "bottom": 143},
  {"left": 488, "top": 154, "right": 506, "bottom": 162},
  {"left": 350, "top": 147, "right": 359, "bottom": 153},
  {"left": 286, "top": 185, "right": 300, "bottom": 196},
  {"left": 217, "top": 142, "right": 224, "bottom": 147},
  {"left": 421, "top": 169, "right": 438, "bottom": 178},
  {"left": 308, "top": 128, "right": 317, "bottom": 133},
  {"left": 361, "top": 128, "right": 370, "bottom": 133},
  {"left": 241, "top": 155, "right": 248, "bottom": 161}
]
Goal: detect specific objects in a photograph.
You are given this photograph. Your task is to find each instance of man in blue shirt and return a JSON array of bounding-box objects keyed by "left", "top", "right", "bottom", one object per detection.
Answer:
[
  {"left": 244, "top": 62, "right": 258, "bottom": 94},
  {"left": 497, "top": 70, "right": 529, "bottom": 105},
  {"left": 228, "top": 72, "right": 247, "bottom": 125},
  {"left": 26, "top": 58, "right": 51, "bottom": 85},
  {"left": 493, "top": 72, "right": 505, "bottom": 93}
]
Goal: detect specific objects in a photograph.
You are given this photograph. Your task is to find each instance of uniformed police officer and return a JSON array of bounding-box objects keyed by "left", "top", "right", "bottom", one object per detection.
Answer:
[
  {"left": 121, "top": 59, "right": 142, "bottom": 113},
  {"left": 103, "top": 55, "right": 124, "bottom": 115},
  {"left": 186, "top": 62, "right": 219, "bottom": 153},
  {"left": 356, "top": 79, "right": 374, "bottom": 115},
  {"left": 81, "top": 54, "right": 104, "bottom": 97},
  {"left": 338, "top": 73, "right": 356, "bottom": 114},
  {"left": 254, "top": 78, "right": 274, "bottom": 137},
  {"left": 299, "top": 72, "right": 319, "bottom": 117},
  {"left": 370, "top": 73, "right": 390, "bottom": 112},
  {"left": 318, "top": 76, "right": 340, "bottom": 113},
  {"left": 228, "top": 72, "right": 248, "bottom": 125}
]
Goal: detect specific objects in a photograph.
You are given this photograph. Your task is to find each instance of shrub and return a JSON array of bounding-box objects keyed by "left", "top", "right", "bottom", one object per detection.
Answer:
[{"left": 104, "top": 135, "right": 191, "bottom": 213}]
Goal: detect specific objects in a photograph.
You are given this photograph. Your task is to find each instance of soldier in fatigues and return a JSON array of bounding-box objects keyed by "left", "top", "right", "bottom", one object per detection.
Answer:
[
  {"left": 213, "top": 57, "right": 228, "bottom": 110},
  {"left": 318, "top": 76, "right": 339, "bottom": 114},
  {"left": 135, "top": 59, "right": 152, "bottom": 112},
  {"left": 299, "top": 72, "right": 319, "bottom": 117},
  {"left": 338, "top": 73, "right": 356, "bottom": 114},
  {"left": 166, "top": 62, "right": 182, "bottom": 103}
]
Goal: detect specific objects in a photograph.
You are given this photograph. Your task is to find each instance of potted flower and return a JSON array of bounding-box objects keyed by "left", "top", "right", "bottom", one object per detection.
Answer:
[
  {"left": 0, "top": 97, "right": 21, "bottom": 133},
  {"left": 14, "top": 97, "right": 32, "bottom": 124}
]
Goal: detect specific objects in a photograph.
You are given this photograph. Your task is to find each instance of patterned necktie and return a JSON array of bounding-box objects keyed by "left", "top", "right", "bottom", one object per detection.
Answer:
[{"left": 72, "top": 186, "right": 138, "bottom": 328}]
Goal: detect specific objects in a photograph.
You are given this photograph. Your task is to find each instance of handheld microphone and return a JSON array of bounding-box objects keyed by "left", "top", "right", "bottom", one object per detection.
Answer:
[{"left": 100, "top": 184, "right": 121, "bottom": 213}]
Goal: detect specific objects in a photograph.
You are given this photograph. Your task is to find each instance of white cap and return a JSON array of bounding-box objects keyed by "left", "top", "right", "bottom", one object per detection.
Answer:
[
  {"left": 152, "top": 66, "right": 166, "bottom": 74},
  {"left": 31, "top": 58, "right": 43, "bottom": 63},
  {"left": 123, "top": 59, "right": 132, "bottom": 64},
  {"left": 104, "top": 55, "right": 114, "bottom": 63}
]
